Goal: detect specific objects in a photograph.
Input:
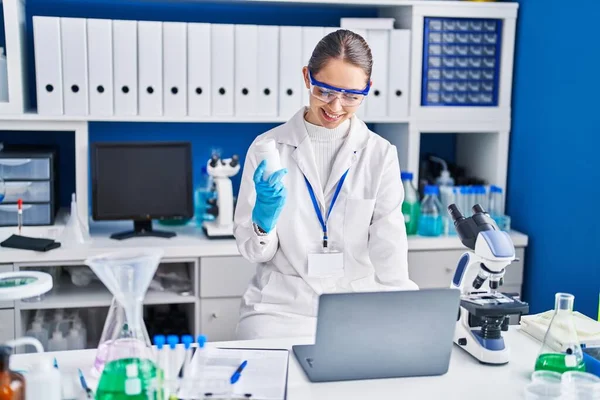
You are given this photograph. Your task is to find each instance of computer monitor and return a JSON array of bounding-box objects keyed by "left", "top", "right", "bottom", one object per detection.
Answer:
[{"left": 91, "top": 141, "right": 193, "bottom": 240}]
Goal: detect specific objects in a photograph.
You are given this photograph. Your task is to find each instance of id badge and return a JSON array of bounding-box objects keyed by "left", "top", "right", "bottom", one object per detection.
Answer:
[{"left": 307, "top": 244, "right": 344, "bottom": 278}]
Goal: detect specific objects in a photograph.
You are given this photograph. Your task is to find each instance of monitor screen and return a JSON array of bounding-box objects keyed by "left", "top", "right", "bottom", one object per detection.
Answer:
[{"left": 92, "top": 142, "right": 193, "bottom": 221}]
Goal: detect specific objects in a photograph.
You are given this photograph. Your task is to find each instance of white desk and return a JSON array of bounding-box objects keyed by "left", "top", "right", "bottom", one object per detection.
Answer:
[{"left": 10, "top": 328, "right": 540, "bottom": 400}]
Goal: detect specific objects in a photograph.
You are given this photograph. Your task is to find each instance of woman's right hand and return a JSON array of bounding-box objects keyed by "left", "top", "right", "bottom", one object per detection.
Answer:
[{"left": 252, "top": 160, "right": 288, "bottom": 233}]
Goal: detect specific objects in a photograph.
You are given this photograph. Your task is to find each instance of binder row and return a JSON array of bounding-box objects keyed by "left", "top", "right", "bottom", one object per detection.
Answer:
[{"left": 32, "top": 16, "right": 411, "bottom": 119}]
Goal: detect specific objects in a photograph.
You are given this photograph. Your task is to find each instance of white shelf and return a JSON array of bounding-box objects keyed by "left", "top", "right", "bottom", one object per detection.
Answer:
[
  {"left": 18, "top": 280, "right": 197, "bottom": 310},
  {"left": 0, "top": 112, "right": 410, "bottom": 124}
]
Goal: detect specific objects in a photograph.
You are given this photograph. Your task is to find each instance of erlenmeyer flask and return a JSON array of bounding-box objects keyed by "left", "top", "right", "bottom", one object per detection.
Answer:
[
  {"left": 535, "top": 293, "right": 586, "bottom": 374},
  {"left": 85, "top": 248, "right": 163, "bottom": 399},
  {"left": 92, "top": 297, "right": 152, "bottom": 377}
]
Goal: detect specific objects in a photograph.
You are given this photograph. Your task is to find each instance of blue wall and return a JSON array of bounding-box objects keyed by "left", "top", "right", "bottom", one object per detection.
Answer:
[
  {"left": 6, "top": 0, "right": 379, "bottom": 209},
  {"left": 508, "top": 1, "right": 600, "bottom": 318}
]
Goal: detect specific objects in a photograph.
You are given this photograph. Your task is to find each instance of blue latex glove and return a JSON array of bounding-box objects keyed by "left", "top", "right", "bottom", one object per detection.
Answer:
[{"left": 252, "top": 160, "right": 288, "bottom": 233}]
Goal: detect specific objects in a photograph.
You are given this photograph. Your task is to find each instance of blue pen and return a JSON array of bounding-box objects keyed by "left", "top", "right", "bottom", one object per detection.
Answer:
[
  {"left": 78, "top": 368, "right": 93, "bottom": 399},
  {"left": 230, "top": 360, "right": 248, "bottom": 384}
]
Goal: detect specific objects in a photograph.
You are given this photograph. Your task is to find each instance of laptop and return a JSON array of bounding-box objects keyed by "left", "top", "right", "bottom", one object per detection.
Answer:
[{"left": 292, "top": 288, "right": 461, "bottom": 382}]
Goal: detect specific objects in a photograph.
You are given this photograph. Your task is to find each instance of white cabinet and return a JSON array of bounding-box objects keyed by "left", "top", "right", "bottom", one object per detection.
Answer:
[
  {"left": 408, "top": 247, "right": 525, "bottom": 290},
  {"left": 0, "top": 309, "right": 15, "bottom": 343},
  {"left": 200, "top": 298, "right": 242, "bottom": 342},
  {"left": 200, "top": 256, "right": 256, "bottom": 298}
]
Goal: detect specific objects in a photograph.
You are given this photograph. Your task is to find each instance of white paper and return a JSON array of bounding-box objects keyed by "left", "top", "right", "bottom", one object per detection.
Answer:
[{"left": 180, "top": 347, "right": 289, "bottom": 400}]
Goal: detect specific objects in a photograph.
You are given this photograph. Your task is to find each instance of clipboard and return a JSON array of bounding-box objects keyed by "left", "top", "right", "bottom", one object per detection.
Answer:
[{"left": 184, "top": 346, "right": 290, "bottom": 400}]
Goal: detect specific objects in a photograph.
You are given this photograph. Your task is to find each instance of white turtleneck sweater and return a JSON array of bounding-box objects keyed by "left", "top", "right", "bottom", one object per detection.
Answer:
[{"left": 303, "top": 118, "right": 351, "bottom": 192}]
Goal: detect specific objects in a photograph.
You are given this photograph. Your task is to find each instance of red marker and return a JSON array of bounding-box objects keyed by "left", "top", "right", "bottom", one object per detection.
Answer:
[{"left": 17, "top": 198, "right": 22, "bottom": 235}]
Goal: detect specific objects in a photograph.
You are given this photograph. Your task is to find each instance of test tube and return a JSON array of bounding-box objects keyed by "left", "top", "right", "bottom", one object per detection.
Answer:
[
  {"left": 153, "top": 335, "right": 167, "bottom": 397},
  {"left": 181, "top": 335, "right": 193, "bottom": 380},
  {"left": 167, "top": 335, "right": 179, "bottom": 397}
]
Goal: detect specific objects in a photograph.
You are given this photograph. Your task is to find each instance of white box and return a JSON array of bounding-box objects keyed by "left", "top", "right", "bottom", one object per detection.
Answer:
[
  {"left": 87, "top": 18, "right": 113, "bottom": 116},
  {"left": 113, "top": 19, "right": 137, "bottom": 116},
  {"left": 234, "top": 24, "right": 258, "bottom": 116},
  {"left": 163, "top": 22, "right": 187, "bottom": 117},
  {"left": 33, "top": 16, "right": 63, "bottom": 115},
  {"left": 138, "top": 21, "right": 163, "bottom": 116},
  {"left": 211, "top": 24, "right": 234, "bottom": 116}
]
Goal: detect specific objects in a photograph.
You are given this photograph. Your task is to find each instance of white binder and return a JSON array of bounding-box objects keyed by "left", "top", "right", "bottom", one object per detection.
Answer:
[
  {"left": 163, "top": 22, "right": 187, "bottom": 117},
  {"left": 187, "top": 23, "right": 211, "bottom": 117},
  {"left": 87, "top": 18, "right": 113, "bottom": 116},
  {"left": 365, "top": 29, "right": 390, "bottom": 118},
  {"left": 234, "top": 24, "right": 258, "bottom": 117},
  {"left": 33, "top": 16, "right": 63, "bottom": 115},
  {"left": 257, "top": 25, "right": 279, "bottom": 117},
  {"left": 138, "top": 21, "right": 163, "bottom": 116},
  {"left": 113, "top": 19, "right": 137, "bottom": 116},
  {"left": 211, "top": 24, "right": 234, "bottom": 116},
  {"left": 61, "top": 18, "right": 88, "bottom": 116},
  {"left": 278, "top": 26, "right": 302, "bottom": 119},
  {"left": 301, "top": 26, "right": 324, "bottom": 107},
  {"left": 352, "top": 28, "right": 367, "bottom": 120},
  {"left": 388, "top": 29, "right": 411, "bottom": 119}
]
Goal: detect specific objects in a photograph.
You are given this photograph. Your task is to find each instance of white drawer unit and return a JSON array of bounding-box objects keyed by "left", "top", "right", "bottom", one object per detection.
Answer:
[
  {"left": 2, "top": 181, "right": 52, "bottom": 203},
  {"left": 0, "top": 264, "right": 15, "bottom": 309},
  {"left": 408, "top": 247, "right": 525, "bottom": 289},
  {"left": 0, "top": 203, "right": 53, "bottom": 226},
  {"left": 200, "top": 298, "right": 243, "bottom": 342},
  {"left": 200, "top": 256, "right": 256, "bottom": 298},
  {"left": 0, "top": 309, "right": 15, "bottom": 344}
]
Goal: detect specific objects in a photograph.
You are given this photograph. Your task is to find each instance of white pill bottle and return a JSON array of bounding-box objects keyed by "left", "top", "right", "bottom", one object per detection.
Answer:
[{"left": 254, "top": 139, "right": 283, "bottom": 181}]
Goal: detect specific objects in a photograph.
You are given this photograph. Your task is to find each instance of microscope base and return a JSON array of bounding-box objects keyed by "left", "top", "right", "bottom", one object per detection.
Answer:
[
  {"left": 454, "top": 316, "right": 510, "bottom": 365},
  {"left": 202, "top": 221, "right": 234, "bottom": 239}
]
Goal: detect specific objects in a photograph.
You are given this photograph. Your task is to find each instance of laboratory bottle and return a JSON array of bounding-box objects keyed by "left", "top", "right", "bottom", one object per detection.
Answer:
[
  {"left": 400, "top": 172, "right": 420, "bottom": 235},
  {"left": 418, "top": 185, "right": 443, "bottom": 237},
  {"left": 0, "top": 346, "right": 24, "bottom": 400},
  {"left": 254, "top": 139, "right": 282, "bottom": 180},
  {"left": 67, "top": 325, "right": 84, "bottom": 350},
  {"left": 47, "top": 330, "right": 68, "bottom": 352},
  {"left": 534, "top": 293, "right": 586, "bottom": 374},
  {"left": 23, "top": 355, "right": 61, "bottom": 400},
  {"left": 25, "top": 321, "right": 48, "bottom": 352},
  {"left": 488, "top": 185, "right": 504, "bottom": 217}
]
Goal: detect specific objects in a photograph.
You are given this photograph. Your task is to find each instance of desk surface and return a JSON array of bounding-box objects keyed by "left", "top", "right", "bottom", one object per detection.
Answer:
[
  {"left": 0, "top": 218, "right": 529, "bottom": 265},
  {"left": 10, "top": 328, "right": 539, "bottom": 400}
]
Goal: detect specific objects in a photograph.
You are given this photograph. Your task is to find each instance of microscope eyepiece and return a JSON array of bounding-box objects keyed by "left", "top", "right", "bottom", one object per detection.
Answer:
[
  {"left": 472, "top": 204, "right": 486, "bottom": 215},
  {"left": 447, "top": 204, "right": 465, "bottom": 223},
  {"left": 209, "top": 154, "right": 219, "bottom": 168},
  {"left": 230, "top": 154, "right": 240, "bottom": 167}
]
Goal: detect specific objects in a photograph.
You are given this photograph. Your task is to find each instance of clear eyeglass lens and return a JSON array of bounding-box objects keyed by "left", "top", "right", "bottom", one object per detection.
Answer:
[{"left": 310, "top": 86, "right": 364, "bottom": 106}]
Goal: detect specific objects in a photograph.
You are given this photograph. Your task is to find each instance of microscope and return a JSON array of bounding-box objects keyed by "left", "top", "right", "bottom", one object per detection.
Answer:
[
  {"left": 448, "top": 203, "right": 529, "bottom": 365},
  {"left": 202, "top": 153, "right": 240, "bottom": 239}
]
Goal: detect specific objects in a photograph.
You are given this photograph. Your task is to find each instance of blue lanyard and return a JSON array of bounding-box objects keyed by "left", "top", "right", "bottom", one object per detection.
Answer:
[{"left": 304, "top": 169, "right": 349, "bottom": 249}]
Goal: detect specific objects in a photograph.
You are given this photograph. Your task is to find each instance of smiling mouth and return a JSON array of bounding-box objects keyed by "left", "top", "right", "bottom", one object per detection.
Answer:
[{"left": 321, "top": 108, "right": 344, "bottom": 122}]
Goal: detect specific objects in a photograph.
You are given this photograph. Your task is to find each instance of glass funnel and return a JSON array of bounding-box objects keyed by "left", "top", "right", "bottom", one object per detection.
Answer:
[
  {"left": 84, "top": 248, "right": 163, "bottom": 399},
  {"left": 534, "top": 293, "right": 586, "bottom": 374}
]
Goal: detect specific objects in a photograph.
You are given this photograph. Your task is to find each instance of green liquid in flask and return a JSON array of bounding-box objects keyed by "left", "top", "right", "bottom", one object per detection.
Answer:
[
  {"left": 95, "top": 358, "right": 159, "bottom": 400},
  {"left": 534, "top": 353, "right": 586, "bottom": 374}
]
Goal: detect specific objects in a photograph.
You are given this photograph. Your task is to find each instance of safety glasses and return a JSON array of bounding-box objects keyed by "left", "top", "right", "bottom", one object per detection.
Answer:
[{"left": 308, "top": 71, "right": 370, "bottom": 107}]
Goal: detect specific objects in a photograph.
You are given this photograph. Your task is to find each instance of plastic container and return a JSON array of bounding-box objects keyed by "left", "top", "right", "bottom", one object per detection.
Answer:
[
  {"left": 254, "top": 139, "right": 282, "bottom": 180},
  {"left": 2, "top": 181, "right": 51, "bottom": 203},
  {"left": 523, "top": 382, "right": 562, "bottom": 399},
  {"left": 418, "top": 185, "right": 443, "bottom": 237},
  {"left": 25, "top": 321, "right": 49, "bottom": 352},
  {"left": 47, "top": 330, "right": 68, "bottom": 352},
  {"left": 0, "top": 203, "right": 52, "bottom": 226},
  {"left": 400, "top": 172, "right": 419, "bottom": 235},
  {"left": 561, "top": 371, "right": 600, "bottom": 398},
  {"left": 0, "top": 158, "right": 51, "bottom": 180}
]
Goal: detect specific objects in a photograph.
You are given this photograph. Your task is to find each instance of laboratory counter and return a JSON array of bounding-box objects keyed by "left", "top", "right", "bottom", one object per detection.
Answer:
[
  {"left": 10, "top": 327, "right": 541, "bottom": 400},
  {"left": 0, "top": 218, "right": 529, "bottom": 265}
]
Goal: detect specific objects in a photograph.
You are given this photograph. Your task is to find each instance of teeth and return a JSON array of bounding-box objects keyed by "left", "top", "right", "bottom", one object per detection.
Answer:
[{"left": 324, "top": 110, "right": 342, "bottom": 120}]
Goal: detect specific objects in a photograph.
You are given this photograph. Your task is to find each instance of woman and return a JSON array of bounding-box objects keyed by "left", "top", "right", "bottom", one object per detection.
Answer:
[{"left": 233, "top": 29, "right": 419, "bottom": 340}]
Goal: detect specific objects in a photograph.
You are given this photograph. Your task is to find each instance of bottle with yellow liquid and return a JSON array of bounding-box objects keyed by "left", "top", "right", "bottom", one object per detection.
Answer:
[{"left": 534, "top": 293, "right": 586, "bottom": 374}]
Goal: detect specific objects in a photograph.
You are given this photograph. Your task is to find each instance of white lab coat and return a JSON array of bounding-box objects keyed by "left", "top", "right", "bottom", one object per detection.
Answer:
[{"left": 233, "top": 107, "right": 419, "bottom": 340}]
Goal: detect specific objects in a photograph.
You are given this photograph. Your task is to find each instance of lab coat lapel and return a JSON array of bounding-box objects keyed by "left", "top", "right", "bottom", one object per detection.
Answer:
[
  {"left": 292, "top": 137, "right": 325, "bottom": 209},
  {"left": 275, "top": 107, "right": 326, "bottom": 209},
  {"left": 323, "top": 116, "right": 369, "bottom": 197}
]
